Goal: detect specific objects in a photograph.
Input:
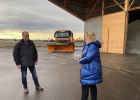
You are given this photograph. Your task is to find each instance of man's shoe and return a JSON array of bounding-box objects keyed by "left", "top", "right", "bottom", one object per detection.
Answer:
[
  {"left": 36, "top": 86, "right": 43, "bottom": 90},
  {"left": 24, "top": 88, "right": 29, "bottom": 93}
]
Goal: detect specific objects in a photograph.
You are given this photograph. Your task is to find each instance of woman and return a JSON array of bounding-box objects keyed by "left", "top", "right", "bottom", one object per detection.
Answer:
[{"left": 79, "top": 31, "right": 103, "bottom": 100}]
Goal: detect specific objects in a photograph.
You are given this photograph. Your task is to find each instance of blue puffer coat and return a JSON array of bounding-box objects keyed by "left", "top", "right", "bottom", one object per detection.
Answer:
[{"left": 79, "top": 41, "right": 103, "bottom": 85}]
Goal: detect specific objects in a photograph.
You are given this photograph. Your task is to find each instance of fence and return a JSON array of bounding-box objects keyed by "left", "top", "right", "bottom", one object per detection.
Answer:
[{"left": 0, "top": 41, "right": 84, "bottom": 48}]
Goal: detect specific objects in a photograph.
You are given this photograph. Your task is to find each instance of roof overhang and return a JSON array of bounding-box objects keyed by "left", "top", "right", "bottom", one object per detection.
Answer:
[{"left": 48, "top": 0, "right": 140, "bottom": 21}]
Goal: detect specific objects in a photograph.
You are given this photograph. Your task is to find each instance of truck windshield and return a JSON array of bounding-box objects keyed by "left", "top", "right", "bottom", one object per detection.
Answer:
[{"left": 55, "top": 32, "right": 70, "bottom": 38}]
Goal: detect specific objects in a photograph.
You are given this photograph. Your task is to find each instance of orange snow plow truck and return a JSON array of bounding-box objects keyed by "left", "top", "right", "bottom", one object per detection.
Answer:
[{"left": 47, "top": 30, "right": 75, "bottom": 52}]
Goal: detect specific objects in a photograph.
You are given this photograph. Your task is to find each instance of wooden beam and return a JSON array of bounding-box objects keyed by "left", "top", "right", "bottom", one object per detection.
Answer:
[
  {"left": 86, "top": 7, "right": 88, "bottom": 20},
  {"left": 64, "top": 0, "right": 67, "bottom": 7},
  {"left": 123, "top": 0, "right": 129, "bottom": 54},
  {"left": 113, "top": 0, "right": 124, "bottom": 10},
  {"left": 129, "top": 9, "right": 140, "bottom": 16},
  {"left": 67, "top": 2, "right": 85, "bottom": 20},
  {"left": 86, "top": 0, "right": 99, "bottom": 19},
  {"left": 125, "top": 0, "right": 129, "bottom": 11},
  {"left": 107, "top": 28, "right": 109, "bottom": 53},
  {"left": 48, "top": 0, "right": 85, "bottom": 21},
  {"left": 67, "top": 1, "right": 86, "bottom": 7},
  {"left": 86, "top": 0, "right": 95, "bottom": 7},
  {"left": 102, "top": 1, "right": 104, "bottom": 16},
  {"left": 58, "top": 0, "right": 86, "bottom": 7},
  {"left": 85, "top": 2, "right": 125, "bottom": 14},
  {"left": 129, "top": 0, "right": 135, "bottom": 8},
  {"left": 128, "top": 6, "right": 140, "bottom": 11},
  {"left": 86, "top": 16, "right": 102, "bottom": 20},
  {"left": 89, "top": 0, "right": 133, "bottom": 8},
  {"left": 88, "top": 0, "right": 107, "bottom": 7},
  {"left": 77, "top": 0, "right": 88, "bottom": 3}
]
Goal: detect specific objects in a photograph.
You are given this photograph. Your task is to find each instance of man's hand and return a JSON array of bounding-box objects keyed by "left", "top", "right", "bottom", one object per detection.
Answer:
[
  {"left": 35, "top": 61, "right": 37, "bottom": 65},
  {"left": 17, "top": 65, "right": 21, "bottom": 69}
]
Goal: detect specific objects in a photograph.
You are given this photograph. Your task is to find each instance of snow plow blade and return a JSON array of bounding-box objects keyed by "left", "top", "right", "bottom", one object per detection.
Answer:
[{"left": 47, "top": 43, "right": 74, "bottom": 52}]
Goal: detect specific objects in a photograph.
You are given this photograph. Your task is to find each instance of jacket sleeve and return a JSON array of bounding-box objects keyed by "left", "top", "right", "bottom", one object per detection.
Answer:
[
  {"left": 82, "top": 42, "right": 86, "bottom": 52},
  {"left": 33, "top": 42, "right": 38, "bottom": 62},
  {"left": 79, "top": 44, "right": 97, "bottom": 64},
  {"left": 13, "top": 43, "right": 20, "bottom": 66},
  {"left": 79, "top": 42, "right": 86, "bottom": 60}
]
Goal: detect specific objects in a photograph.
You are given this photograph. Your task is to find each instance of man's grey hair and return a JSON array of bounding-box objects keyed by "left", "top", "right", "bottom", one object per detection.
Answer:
[{"left": 22, "top": 31, "right": 28, "bottom": 36}]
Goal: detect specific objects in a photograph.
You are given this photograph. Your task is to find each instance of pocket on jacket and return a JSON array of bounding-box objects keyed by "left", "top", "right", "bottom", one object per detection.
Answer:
[
  {"left": 20, "top": 57, "right": 26, "bottom": 63},
  {"left": 88, "top": 64, "right": 90, "bottom": 70},
  {"left": 28, "top": 56, "right": 35, "bottom": 66},
  {"left": 82, "top": 64, "right": 89, "bottom": 70}
]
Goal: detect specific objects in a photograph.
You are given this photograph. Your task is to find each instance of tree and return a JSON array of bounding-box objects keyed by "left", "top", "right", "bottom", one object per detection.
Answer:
[{"left": 50, "top": 39, "right": 55, "bottom": 42}]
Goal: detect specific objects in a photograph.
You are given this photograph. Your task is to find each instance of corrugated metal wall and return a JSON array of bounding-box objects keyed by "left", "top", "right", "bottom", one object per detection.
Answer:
[{"left": 84, "top": 17, "right": 103, "bottom": 43}]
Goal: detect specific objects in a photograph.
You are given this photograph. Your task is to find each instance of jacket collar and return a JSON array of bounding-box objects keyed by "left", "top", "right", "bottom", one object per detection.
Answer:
[{"left": 20, "top": 39, "right": 32, "bottom": 45}]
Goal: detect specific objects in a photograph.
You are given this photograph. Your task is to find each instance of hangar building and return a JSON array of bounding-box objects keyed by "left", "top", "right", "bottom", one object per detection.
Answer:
[{"left": 48, "top": 0, "right": 140, "bottom": 54}]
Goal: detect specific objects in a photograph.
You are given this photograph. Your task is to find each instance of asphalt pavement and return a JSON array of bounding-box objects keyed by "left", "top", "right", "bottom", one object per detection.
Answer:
[{"left": 0, "top": 47, "right": 140, "bottom": 100}]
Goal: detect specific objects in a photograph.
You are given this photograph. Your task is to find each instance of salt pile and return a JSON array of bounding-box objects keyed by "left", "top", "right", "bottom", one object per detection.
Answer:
[{"left": 125, "top": 20, "right": 140, "bottom": 54}]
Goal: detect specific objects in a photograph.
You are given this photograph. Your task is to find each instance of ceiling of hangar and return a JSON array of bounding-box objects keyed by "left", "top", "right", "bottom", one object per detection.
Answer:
[
  {"left": 48, "top": 0, "right": 140, "bottom": 21},
  {"left": 48, "top": 0, "right": 88, "bottom": 21}
]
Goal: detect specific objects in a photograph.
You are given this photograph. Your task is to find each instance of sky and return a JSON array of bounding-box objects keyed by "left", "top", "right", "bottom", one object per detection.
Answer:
[{"left": 0, "top": 0, "right": 84, "bottom": 40}]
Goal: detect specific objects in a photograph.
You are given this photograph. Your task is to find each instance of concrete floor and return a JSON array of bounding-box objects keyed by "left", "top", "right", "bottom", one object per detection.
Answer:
[{"left": 0, "top": 47, "right": 140, "bottom": 100}]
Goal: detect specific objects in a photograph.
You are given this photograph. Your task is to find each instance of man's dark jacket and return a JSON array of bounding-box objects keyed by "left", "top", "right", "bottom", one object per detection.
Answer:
[{"left": 13, "top": 39, "right": 38, "bottom": 67}]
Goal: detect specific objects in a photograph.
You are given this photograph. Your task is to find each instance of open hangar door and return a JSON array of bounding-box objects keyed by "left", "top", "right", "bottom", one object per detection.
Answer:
[
  {"left": 48, "top": 0, "right": 140, "bottom": 54},
  {"left": 125, "top": 0, "right": 140, "bottom": 54}
]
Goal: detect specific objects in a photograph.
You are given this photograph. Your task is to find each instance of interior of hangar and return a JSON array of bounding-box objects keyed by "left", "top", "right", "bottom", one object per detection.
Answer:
[
  {"left": 126, "top": 7, "right": 140, "bottom": 54},
  {"left": 48, "top": 0, "right": 140, "bottom": 54}
]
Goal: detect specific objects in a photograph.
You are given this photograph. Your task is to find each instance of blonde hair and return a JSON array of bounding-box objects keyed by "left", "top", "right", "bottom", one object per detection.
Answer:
[{"left": 86, "top": 31, "right": 96, "bottom": 44}]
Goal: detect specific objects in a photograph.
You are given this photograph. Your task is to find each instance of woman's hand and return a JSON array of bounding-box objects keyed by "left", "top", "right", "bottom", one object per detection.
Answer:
[{"left": 78, "top": 60, "right": 81, "bottom": 64}]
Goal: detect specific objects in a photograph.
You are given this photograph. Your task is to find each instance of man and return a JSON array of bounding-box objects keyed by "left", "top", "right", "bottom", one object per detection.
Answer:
[{"left": 13, "top": 31, "right": 43, "bottom": 93}]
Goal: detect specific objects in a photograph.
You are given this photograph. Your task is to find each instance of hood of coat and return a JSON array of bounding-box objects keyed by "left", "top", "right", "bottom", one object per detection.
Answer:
[{"left": 87, "top": 40, "right": 101, "bottom": 48}]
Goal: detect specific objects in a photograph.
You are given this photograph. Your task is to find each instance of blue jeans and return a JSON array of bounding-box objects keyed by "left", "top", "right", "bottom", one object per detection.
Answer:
[{"left": 21, "top": 66, "right": 40, "bottom": 88}]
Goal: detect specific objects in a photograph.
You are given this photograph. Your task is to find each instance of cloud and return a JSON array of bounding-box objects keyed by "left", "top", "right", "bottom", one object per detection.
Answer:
[{"left": 0, "top": 0, "right": 84, "bottom": 39}]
